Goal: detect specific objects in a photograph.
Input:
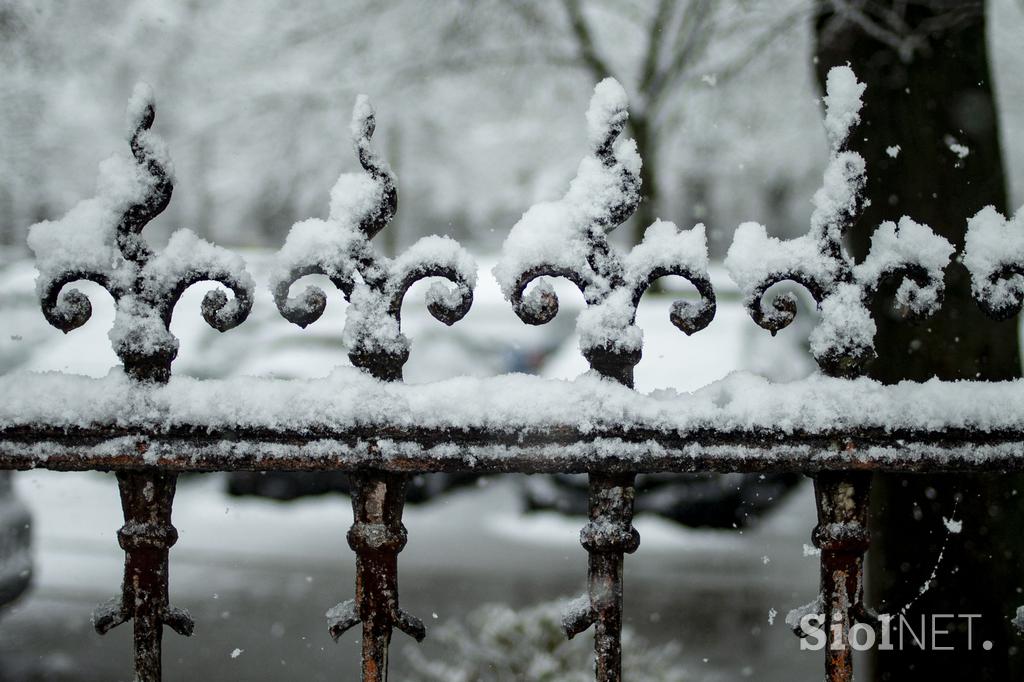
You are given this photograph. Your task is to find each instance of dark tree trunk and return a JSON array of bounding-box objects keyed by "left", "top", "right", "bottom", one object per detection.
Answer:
[{"left": 814, "top": 1, "right": 1023, "bottom": 679}]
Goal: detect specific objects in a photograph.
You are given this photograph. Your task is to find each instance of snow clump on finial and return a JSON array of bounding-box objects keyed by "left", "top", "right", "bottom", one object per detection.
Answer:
[{"left": 822, "top": 65, "right": 866, "bottom": 150}]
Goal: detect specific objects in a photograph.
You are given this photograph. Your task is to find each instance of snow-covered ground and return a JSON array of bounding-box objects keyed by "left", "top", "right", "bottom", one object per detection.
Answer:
[{"left": 0, "top": 255, "right": 825, "bottom": 680}]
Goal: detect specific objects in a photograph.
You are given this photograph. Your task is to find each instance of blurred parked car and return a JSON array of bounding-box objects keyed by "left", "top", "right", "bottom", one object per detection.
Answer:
[
  {"left": 522, "top": 472, "right": 803, "bottom": 529},
  {"left": 227, "top": 471, "right": 482, "bottom": 503}
]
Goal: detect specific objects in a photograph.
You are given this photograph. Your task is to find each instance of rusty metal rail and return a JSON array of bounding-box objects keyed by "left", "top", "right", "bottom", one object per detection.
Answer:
[
  {"left": 1, "top": 425, "right": 1024, "bottom": 473},
  {"left": 4, "top": 72, "right": 1024, "bottom": 682}
]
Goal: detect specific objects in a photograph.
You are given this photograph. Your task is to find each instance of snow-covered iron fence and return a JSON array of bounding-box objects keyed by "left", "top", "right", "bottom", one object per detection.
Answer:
[{"left": 2, "top": 66, "right": 1024, "bottom": 682}]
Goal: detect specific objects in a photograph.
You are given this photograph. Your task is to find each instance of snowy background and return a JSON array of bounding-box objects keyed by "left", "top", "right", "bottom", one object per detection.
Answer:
[
  {"left": 3, "top": 0, "right": 1024, "bottom": 679},
  {"left": 2, "top": 0, "right": 1023, "bottom": 258}
]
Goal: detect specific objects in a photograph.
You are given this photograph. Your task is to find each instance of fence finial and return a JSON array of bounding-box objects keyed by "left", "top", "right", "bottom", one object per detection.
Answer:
[
  {"left": 272, "top": 95, "right": 475, "bottom": 378},
  {"left": 272, "top": 95, "right": 479, "bottom": 681},
  {"left": 494, "top": 77, "right": 715, "bottom": 386},
  {"left": 725, "top": 66, "right": 953, "bottom": 378},
  {"left": 28, "top": 83, "right": 254, "bottom": 383}
]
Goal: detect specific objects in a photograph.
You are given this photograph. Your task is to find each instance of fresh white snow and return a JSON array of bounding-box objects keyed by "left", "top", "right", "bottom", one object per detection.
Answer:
[
  {"left": 272, "top": 95, "right": 476, "bottom": 362},
  {"left": 493, "top": 78, "right": 712, "bottom": 360},
  {"left": 726, "top": 67, "right": 953, "bottom": 370},
  {"left": 964, "top": 205, "right": 1024, "bottom": 314},
  {"left": 3, "top": 368, "right": 1024, "bottom": 438}
]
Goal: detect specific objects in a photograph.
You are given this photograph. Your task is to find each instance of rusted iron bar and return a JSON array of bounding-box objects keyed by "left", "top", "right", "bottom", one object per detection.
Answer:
[
  {"left": 3, "top": 426, "right": 1022, "bottom": 474},
  {"left": 332, "top": 469, "right": 418, "bottom": 682},
  {"left": 496, "top": 76, "right": 714, "bottom": 682},
  {"left": 271, "top": 96, "right": 471, "bottom": 682},
  {"left": 328, "top": 473, "right": 425, "bottom": 680},
  {"left": 568, "top": 353, "right": 640, "bottom": 681},
  {"left": 31, "top": 86, "right": 252, "bottom": 681},
  {"left": 563, "top": 471, "right": 640, "bottom": 682},
  {"left": 93, "top": 471, "right": 193, "bottom": 682},
  {"left": 813, "top": 472, "right": 874, "bottom": 682}
]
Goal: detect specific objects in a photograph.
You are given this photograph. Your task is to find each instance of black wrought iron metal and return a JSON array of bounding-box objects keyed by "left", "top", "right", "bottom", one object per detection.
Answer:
[
  {"left": 29, "top": 85, "right": 253, "bottom": 682},
  {"left": 727, "top": 96, "right": 950, "bottom": 380},
  {"left": 272, "top": 96, "right": 474, "bottom": 682},
  {"left": 271, "top": 95, "right": 473, "bottom": 380},
  {"left": 964, "top": 206, "right": 1024, "bottom": 321},
  {"left": 497, "top": 81, "right": 715, "bottom": 682},
  {"left": 4, "top": 420, "right": 1024, "bottom": 474},
  {"left": 93, "top": 471, "right": 193, "bottom": 680},
  {"left": 8, "top": 72, "right": 1024, "bottom": 682},
  {"left": 36, "top": 90, "right": 253, "bottom": 383},
  {"left": 723, "top": 70, "right": 961, "bottom": 682}
]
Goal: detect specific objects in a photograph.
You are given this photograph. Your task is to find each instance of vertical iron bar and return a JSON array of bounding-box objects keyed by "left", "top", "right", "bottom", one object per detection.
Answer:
[
  {"left": 94, "top": 470, "right": 192, "bottom": 682},
  {"left": 584, "top": 472, "right": 640, "bottom": 682},
  {"left": 813, "top": 471, "right": 872, "bottom": 682},
  {"left": 326, "top": 354, "right": 425, "bottom": 682},
  {"left": 346, "top": 472, "right": 422, "bottom": 681},
  {"left": 120, "top": 471, "right": 176, "bottom": 682},
  {"left": 589, "top": 357, "right": 638, "bottom": 682},
  {"left": 294, "top": 93, "right": 459, "bottom": 680},
  {"left": 562, "top": 352, "right": 640, "bottom": 682},
  {"left": 327, "top": 469, "right": 425, "bottom": 682}
]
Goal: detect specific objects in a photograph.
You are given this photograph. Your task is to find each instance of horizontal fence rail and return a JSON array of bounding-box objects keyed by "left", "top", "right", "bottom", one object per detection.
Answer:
[
  {"left": 4, "top": 65, "right": 1024, "bottom": 682},
  {"left": 4, "top": 377, "right": 1024, "bottom": 474}
]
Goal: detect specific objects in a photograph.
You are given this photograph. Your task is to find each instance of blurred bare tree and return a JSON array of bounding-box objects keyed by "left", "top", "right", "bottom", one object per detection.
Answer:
[
  {"left": 0, "top": 0, "right": 821, "bottom": 253},
  {"left": 1, "top": 0, "right": 1020, "bottom": 256},
  {"left": 551, "top": 0, "right": 810, "bottom": 242},
  {"left": 390, "top": 0, "right": 813, "bottom": 242}
]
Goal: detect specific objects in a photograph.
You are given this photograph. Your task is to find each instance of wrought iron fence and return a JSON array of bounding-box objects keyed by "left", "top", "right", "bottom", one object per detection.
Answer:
[{"left": 2, "top": 67, "right": 1024, "bottom": 682}]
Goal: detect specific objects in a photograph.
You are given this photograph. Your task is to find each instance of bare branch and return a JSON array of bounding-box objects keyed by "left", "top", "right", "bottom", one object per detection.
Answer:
[
  {"left": 825, "top": 0, "right": 984, "bottom": 62},
  {"left": 646, "top": 0, "right": 716, "bottom": 105},
  {"left": 637, "top": 0, "right": 675, "bottom": 95},
  {"left": 827, "top": 0, "right": 921, "bottom": 59},
  {"left": 650, "top": 4, "right": 812, "bottom": 128},
  {"left": 562, "top": 0, "right": 617, "bottom": 80}
]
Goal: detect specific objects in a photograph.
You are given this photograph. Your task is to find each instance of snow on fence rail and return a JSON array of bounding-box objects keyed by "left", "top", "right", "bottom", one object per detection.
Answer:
[{"left": 2, "top": 66, "right": 1024, "bottom": 682}]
